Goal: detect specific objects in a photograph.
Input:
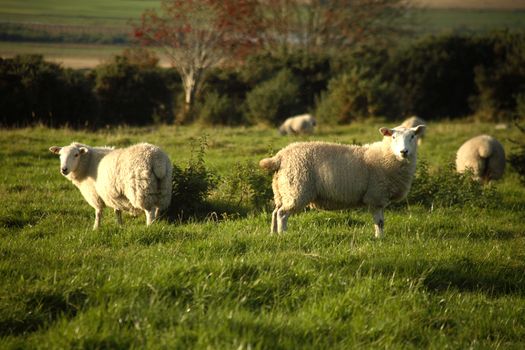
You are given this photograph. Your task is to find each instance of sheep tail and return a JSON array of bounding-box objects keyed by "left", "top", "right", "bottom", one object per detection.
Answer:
[
  {"left": 259, "top": 156, "right": 281, "bottom": 172},
  {"left": 152, "top": 155, "right": 169, "bottom": 180},
  {"left": 478, "top": 143, "right": 492, "bottom": 158}
]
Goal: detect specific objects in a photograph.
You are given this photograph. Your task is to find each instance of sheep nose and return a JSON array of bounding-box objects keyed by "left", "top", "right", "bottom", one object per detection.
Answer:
[
  {"left": 400, "top": 149, "right": 409, "bottom": 158},
  {"left": 61, "top": 167, "right": 68, "bottom": 174}
]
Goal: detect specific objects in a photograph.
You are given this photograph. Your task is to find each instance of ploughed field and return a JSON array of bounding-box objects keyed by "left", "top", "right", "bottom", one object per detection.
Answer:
[{"left": 0, "top": 122, "right": 524, "bottom": 348}]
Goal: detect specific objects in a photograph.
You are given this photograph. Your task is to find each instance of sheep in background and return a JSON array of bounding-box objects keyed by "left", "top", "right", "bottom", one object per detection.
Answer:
[
  {"left": 456, "top": 135, "right": 505, "bottom": 183},
  {"left": 260, "top": 125, "right": 426, "bottom": 238},
  {"left": 49, "top": 142, "right": 172, "bottom": 229},
  {"left": 401, "top": 116, "right": 426, "bottom": 145},
  {"left": 279, "top": 114, "right": 316, "bottom": 136}
]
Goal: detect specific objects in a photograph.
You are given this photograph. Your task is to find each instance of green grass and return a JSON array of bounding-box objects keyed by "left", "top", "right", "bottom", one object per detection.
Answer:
[
  {"left": 1, "top": 121, "right": 525, "bottom": 348},
  {"left": 410, "top": 9, "right": 525, "bottom": 34},
  {"left": 0, "top": 0, "right": 160, "bottom": 26}
]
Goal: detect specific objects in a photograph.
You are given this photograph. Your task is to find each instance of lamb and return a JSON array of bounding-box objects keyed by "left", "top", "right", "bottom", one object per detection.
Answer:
[
  {"left": 49, "top": 142, "right": 173, "bottom": 229},
  {"left": 259, "top": 125, "right": 426, "bottom": 238},
  {"left": 279, "top": 114, "right": 316, "bottom": 136},
  {"left": 455, "top": 135, "right": 505, "bottom": 183},
  {"left": 401, "top": 116, "right": 426, "bottom": 145}
]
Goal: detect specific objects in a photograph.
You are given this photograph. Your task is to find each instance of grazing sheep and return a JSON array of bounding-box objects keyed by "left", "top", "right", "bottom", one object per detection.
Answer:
[
  {"left": 455, "top": 135, "right": 505, "bottom": 183},
  {"left": 279, "top": 114, "right": 316, "bottom": 136},
  {"left": 401, "top": 116, "right": 426, "bottom": 145},
  {"left": 49, "top": 142, "right": 172, "bottom": 229},
  {"left": 260, "top": 125, "right": 425, "bottom": 238}
]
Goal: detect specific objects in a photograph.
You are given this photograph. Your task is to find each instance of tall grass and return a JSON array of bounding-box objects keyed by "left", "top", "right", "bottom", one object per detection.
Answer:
[{"left": 0, "top": 122, "right": 524, "bottom": 348}]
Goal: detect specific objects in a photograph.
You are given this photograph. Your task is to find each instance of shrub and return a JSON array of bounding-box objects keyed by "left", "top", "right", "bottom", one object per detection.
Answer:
[
  {"left": 0, "top": 54, "right": 96, "bottom": 127},
  {"left": 168, "top": 137, "right": 218, "bottom": 219},
  {"left": 508, "top": 121, "right": 525, "bottom": 185},
  {"left": 470, "top": 32, "right": 525, "bottom": 121},
  {"left": 94, "top": 56, "right": 174, "bottom": 126},
  {"left": 218, "top": 161, "right": 273, "bottom": 212},
  {"left": 244, "top": 69, "right": 302, "bottom": 125},
  {"left": 195, "top": 91, "right": 244, "bottom": 126},
  {"left": 315, "top": 67, "right": 400, "bottom": 124},
  {"left": 383, "top": 34, "right": 491, "bottom": 120},
  {"left": 405, "top": 159, "right": 500, "bottom": 209}
]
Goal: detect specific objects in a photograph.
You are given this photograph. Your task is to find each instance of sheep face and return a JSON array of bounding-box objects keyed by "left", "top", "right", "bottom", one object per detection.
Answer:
[
  {"left": 379, "top": 125, "right": 425, "bottom": 161},
  {"left": 49, "top": 145, "right": 88, "bottom": 177}
]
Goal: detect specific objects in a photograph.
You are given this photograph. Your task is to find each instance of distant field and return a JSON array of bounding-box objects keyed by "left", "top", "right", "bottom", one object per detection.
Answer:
[
  {"left": 411, "top": 8, "right": 525, "bottom": 34},
  {"left": 0, "top": 42, "right": 171, "bottom": 68},
  {"left": 416, "top": 0, "right": 525, "bottom": 9},
  {"left": 0, "top": 0, "right": 159, "bottom": 26},
  {"left": 1, "top": 0, "right": 525, "bottom": 68}
]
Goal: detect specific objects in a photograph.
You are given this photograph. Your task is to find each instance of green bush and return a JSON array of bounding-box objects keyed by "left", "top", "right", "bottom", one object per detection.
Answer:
[
  {"left": 0, "top": 54, "right": 96, "bottom": 127},
  {"left": 470, "top": 32, "right": 525, "bottom": 121},
  {"left": 240, "top": 51, "right": 332, "bottom": 108},
  {"left": 405, "top": 159, "right": 500, "bottom": 209},
  {"left": 383, "top": 34, "right": 492, "bottom": 120},
  {"left": 218, "top": 161, "right": 273, "bottom": 212},
  {"left": 168, "top": 137, "right": 218, "bottom": 219},
  {"left": 95, "top": 55, "right": 175, "bottom": 126},
  {"left": 508, "top": 121, "right": 525, "bottom": 185},
  {"left": 244, "top": 68, "right": 302, "bottom": 125},
  {"left": 195, "top": 91, "right": 243, "bottom": 126},
  {"left": 315, "top": 67, "right": 399, "bottom": 124}
]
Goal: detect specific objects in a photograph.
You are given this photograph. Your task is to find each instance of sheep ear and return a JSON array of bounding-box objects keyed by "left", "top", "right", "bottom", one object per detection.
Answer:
[
  {"left": 413, "top": 125, "right": 426, "bottom": 135},
  {"left": 79, "top": 147, "right": 89, "bottom": 155},
  {"left": 379, "top": 127, "right": 394, "bottom": 137},
  {"left": 49, "top": 146, "right": 61, "bottom": 154}
]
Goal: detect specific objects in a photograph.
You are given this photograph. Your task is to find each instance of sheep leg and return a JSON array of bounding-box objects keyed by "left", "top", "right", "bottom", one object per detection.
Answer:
[
  {"left": 155, "top": 207, "right": 160, "bottom": 221},
  {"left": 276, "top": 208, "right": 290, "bottom": 233},
  {"left": 93, "top": 208, "right": 102, "bottom": 230},
  {"left": 114, "top": 209, "right": 123, "bottom": 225},
  {"left": 271, "top": 207, "right": 279, "bottom": 234},
  {"left": 145, "top": 209, "right": 156, "bottom": 226},
  {"left": 372, "top": 208, "right": 384, "bottom": 239}
]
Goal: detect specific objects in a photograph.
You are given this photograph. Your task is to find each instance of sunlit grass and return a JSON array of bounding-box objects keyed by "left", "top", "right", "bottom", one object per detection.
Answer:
[{"left": 0, "top": 122, "right": 524, "bottom": 348}]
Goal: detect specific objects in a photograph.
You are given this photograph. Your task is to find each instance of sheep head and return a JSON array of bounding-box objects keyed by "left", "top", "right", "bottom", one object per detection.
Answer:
[{"left": 379, "top": 125, "right": 425, "bottom": 161}]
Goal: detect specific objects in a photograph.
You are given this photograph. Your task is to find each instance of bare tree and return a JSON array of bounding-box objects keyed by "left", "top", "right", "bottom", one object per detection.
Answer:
[
  {"left": 259, "top": 0, "right": 413, "bottom": 54},
  {"left": 134, "top": 0, "right": 261, "bottom": 122}
]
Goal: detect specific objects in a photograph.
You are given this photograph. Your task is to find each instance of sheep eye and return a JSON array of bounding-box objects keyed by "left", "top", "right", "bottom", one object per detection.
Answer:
[
  {"left": 411, "top": 135, "right": 415, "bottom": 140},
  {"left": 74, "top": 153, "right": 79, "bottom": 158}
]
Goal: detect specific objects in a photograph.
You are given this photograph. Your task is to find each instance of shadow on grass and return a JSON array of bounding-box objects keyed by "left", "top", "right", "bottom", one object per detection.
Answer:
[
  {"left": 363, "top": 257, "right": 525, "bottom": 297},
  {"left": 0, "top": 289, "right": 87, "bottom": 336}
]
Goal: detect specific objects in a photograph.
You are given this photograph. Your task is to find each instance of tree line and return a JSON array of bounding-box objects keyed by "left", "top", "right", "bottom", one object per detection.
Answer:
[{"left": 1, "top": 30, "right": 524, "bottom": 128}]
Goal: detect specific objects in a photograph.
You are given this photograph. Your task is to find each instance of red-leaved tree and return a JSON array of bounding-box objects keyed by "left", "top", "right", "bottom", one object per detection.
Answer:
[{"left": 134, "top": 0, "right": 261, "bottom": 123}]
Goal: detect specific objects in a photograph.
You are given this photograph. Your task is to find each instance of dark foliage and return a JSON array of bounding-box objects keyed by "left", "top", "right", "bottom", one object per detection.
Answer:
[
  {"left": 219, "top": 161, "right": 273, "bottom": 212},
  {"left": 168, "top": 137, "right": 218, "bottom": 220},
  {"left": 403, "top": 159, "right": 500, "bottom": 209},
  {"left": 95, "top": 56, "right": 176, "bottom": 126},
  {"left": 508, "top": 121, "right": 525, "bottom": 185},
  {"left": 0, "top": 55, "right": 96, "bottom": 127}
]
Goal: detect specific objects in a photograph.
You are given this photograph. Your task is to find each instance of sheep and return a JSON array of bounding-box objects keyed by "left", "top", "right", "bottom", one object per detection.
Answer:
[
  {"left": 279, "top": 114, "right": 316, "bottom": 136},
  {"left": 49, "top": 142, "right": 172, "bottom": 229},
  {"left": 259, "top": 125, "right": 426, "bottom": 238},
  {"left": 455, "top": 135, "right": 505, "bottom": 183},
  {"left": 401, "top": 116, "right": 426, "bottom": 145}
]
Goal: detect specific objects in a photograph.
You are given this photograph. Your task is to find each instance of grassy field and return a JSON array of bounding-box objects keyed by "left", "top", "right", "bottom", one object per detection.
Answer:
[{"left": 1, "top": 121, "right": 524, "bottom": 348}]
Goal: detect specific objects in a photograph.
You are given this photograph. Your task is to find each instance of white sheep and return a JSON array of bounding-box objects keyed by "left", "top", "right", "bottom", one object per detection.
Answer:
[
  {"left": 279, "top": 114, "right": 316, "bottom": 136},
  {"left": 401, "top": 116, "right": 426, "bottom": 145},
  {"left": 455, "top": 135, "right": 505, "bottom": 183},
  {"left": 49, "top": 142, "right": 173, "bottom": 229},
  {"left": 259, "top": 125, "right": 426, "bottom": 238}
]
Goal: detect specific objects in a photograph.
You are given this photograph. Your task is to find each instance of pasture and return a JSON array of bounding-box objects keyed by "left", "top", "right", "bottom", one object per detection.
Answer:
[{"left": 1, "top": 122, "right": 524, "bottom": 348}]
